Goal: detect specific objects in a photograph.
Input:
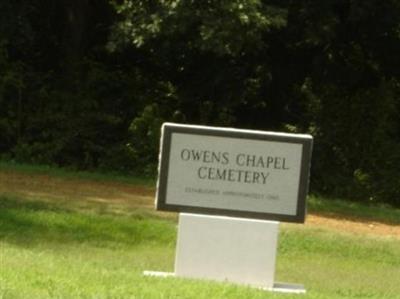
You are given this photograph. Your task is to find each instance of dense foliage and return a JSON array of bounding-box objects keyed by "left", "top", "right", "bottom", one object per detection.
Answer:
[{"left": 1, "top": 0, "right": 399, "bottom": 206}]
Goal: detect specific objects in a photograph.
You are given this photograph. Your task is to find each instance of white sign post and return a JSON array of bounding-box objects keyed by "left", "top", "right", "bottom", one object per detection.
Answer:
[
  {"left": 144, "top": 123, "right": 313, "bottom": 293},
  {"left": 174, "top": 213, "right": 280, "bottom": 290}
]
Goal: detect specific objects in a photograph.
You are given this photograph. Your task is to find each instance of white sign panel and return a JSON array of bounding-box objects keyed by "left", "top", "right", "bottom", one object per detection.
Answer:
[{"left": 156, "top": 123, "right": 313, "bottom": 223}]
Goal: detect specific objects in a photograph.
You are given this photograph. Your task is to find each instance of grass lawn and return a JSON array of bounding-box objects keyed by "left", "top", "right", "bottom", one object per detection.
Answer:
[{"left": 1, "top": 163, "right": 400, "bottom": 298}]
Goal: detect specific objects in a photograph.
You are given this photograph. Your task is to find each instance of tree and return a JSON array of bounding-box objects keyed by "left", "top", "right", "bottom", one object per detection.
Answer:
[{"left": 1, "top": 0, "right": 399, "bottom": 205}]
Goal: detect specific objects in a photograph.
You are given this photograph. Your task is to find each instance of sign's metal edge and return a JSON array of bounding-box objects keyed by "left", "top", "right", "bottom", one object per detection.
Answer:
[{"left": 156, "top": 122, "right": 313, "bottom": 224}]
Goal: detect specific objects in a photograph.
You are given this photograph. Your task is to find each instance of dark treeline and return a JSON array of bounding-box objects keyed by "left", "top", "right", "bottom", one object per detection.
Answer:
[{"left": 1, "top": 1, "right": 399, "bottom": 206}]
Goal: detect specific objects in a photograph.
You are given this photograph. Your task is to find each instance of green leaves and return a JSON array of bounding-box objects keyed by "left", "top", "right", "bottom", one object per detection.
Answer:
[
  {"left": 1, "top": 0, "right": 399, "bottom": 206},
  {"left": 111, "top": 0, "right": 287, "bottom": 56}
]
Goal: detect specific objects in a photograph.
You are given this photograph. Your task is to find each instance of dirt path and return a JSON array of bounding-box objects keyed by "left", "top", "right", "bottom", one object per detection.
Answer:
[
  {"left": 306, "top": 214, "right": 400, "bottom": 238},
  {"left": 1, "top": 170, "right": 399, "bottom": 238}
]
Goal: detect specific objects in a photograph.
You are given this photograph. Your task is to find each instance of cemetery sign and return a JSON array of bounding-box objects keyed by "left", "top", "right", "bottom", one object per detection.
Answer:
[{"left": 156, "top": 123, "right": 313, "bottom": 223}]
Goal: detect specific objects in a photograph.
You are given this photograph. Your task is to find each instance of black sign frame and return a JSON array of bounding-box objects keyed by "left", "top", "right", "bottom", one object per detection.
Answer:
[{"left": 156, "top": 123, "right": 313, "bottom": 223}]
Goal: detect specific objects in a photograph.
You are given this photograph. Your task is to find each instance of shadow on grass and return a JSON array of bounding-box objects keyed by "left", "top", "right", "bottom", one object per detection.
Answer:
[
  {"left": 0, "top": 195, "right": 72, "bottom": 213},
  {"left": 308, "top": 195, "right": 400, "bottom": 225},
  {"left": 0, "top": 195, "right": 176, "bottom": 249}
]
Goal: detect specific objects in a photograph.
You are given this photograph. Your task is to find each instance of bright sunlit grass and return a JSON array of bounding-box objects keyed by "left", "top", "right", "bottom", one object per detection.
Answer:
[
  {"left": 1, "top": 193, "right": 399, "bottom": 299},
  {"left": 1, "top": 164, "right": 400, "bottom": 299}
]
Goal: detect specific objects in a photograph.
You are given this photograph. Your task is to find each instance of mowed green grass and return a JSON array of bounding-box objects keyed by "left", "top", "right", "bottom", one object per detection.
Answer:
[{"left": 1, "top": 165, "right": 400, "bottom": 299}]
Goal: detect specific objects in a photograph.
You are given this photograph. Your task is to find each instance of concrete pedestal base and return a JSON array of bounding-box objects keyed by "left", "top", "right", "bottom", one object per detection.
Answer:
[
  {"left": 143, "top": 271, "right": 305, "bottom": 294},
  {"left": 144, "top": 213, "right": 305, "bottom": 294}
]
